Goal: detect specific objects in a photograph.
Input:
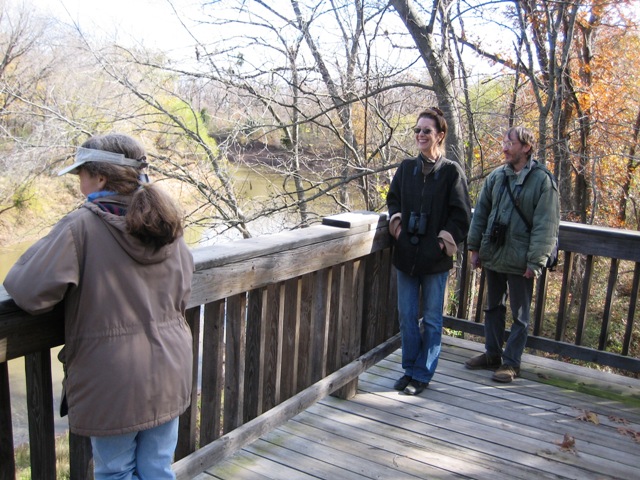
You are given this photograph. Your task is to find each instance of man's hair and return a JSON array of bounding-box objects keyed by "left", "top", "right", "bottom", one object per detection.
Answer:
[{"left": 506, "top": 126, "right": 536, "bottom": 158}]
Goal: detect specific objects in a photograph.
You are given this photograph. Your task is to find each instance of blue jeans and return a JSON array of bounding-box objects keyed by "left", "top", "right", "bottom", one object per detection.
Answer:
[
  {"left": 90, "top": 417, "right": 179, "bottom": 480},
  {"left": 484, "top": 269, "right": 534, "bottom": 367},
  {"left": 396, "top": 269, "right": 449, "bottom": 384}
]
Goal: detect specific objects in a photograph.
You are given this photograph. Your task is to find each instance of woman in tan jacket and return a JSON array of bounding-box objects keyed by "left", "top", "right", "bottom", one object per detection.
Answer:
[{"left": 4, "top": 134, "right": 194, "bottom": 479}]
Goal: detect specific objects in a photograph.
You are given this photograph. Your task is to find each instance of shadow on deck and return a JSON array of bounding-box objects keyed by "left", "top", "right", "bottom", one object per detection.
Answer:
[{"left": 200, "top": 336, "right": 640, "bottom": 480}]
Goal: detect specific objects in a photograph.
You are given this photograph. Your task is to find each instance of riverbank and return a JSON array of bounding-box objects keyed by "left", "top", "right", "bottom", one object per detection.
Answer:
[
  {"left": 1, "top": 173, "right": 202, "bottom": 250},
  {"left": 0, "top": 176, "right": 78, "bottom": 248}
]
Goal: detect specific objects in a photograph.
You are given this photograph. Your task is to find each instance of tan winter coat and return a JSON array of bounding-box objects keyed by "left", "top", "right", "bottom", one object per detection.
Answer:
[{"left": 4, "top": 197, "right": 194, "bottom": 437}]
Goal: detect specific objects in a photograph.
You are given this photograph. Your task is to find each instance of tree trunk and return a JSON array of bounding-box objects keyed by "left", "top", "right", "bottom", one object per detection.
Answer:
[{"left": 389, "top": 0, "right": 465, "bottom": 166}]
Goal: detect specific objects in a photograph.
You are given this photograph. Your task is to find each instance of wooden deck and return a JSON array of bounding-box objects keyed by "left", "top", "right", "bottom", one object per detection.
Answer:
[{"left": 195, "top": 337, "right": 640, "bottom": 480}]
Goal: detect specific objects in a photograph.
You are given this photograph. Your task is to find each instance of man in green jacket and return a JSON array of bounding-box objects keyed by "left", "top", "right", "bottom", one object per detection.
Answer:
[{"left": 465, "top": 126, "right": 560, "bottom": 383}]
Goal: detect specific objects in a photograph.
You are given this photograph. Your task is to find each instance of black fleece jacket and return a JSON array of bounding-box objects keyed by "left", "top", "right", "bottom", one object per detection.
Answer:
[{"left": 387, "top": 155, "right": 471, "bottom": 276}]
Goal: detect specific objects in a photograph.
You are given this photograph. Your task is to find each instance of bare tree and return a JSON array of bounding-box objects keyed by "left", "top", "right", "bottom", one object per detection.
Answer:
[
  {"left": 389, "top": 0, "right": 466, "bottom": 166},
  {"left": 6, "top": 0, "right": 637, "bottom": 241},
  {"left": 0, "top": 3, "right": 59, "bottom": 228},
  {"left": 163, "top": 0, "right": 433, "bottom": 216}
]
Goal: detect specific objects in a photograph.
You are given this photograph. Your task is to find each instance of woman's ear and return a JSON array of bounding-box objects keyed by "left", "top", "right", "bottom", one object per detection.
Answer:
[{"left": 97, "top": 175, "right": 107, "bottom": 189}]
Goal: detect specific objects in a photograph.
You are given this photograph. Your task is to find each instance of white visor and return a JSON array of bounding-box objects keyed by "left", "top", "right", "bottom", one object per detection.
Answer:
[{"left": 58, "top": 147, "right": 146, "bottom": 176}]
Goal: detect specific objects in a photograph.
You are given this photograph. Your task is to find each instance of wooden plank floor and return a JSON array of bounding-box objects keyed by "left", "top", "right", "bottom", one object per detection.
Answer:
[{"left": 196, "top": 337, "right": 640, "bottom": 480}]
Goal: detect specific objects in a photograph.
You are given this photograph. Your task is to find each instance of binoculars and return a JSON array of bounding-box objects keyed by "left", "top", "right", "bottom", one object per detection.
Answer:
[{"left": 408, "top": 212, "right": 428, "bottom": 245}]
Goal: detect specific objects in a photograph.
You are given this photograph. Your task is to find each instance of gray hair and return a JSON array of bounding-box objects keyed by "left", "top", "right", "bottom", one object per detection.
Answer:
[{"left": 505, "top": 126, "right": 536, "bottom": 157}]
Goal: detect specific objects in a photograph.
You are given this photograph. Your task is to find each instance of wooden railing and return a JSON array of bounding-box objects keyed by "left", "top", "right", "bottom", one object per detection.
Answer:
[
  {"left": 1, "top": 212, "right": 639, "bottom": 479},
  {"left": 0, "top": 211, "right": 398, "bottom": 479},
  {"left": 451, "top": 221, "right": 640, "bottom": 374}
]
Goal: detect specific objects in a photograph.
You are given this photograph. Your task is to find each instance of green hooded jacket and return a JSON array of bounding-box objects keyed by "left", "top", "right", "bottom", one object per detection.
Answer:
[{"left": 467, "top": 159, "right": 560, "bottom": 276}]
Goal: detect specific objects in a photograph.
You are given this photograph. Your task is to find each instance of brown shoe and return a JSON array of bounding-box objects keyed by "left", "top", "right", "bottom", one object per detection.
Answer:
[
  {"left": 492, "top": 365, "right": 520, "bottom": 383},
  {"left": 465, "top": 353, "right": 502, "bottom": 370}
]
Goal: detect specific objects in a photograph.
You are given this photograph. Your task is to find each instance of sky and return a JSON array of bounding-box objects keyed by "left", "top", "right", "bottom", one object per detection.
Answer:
[
  {"left": 31, "top": 0, "right": 202, "bottom": 54},
  {"left": 24, "top": 0, "right": 498, "bottom": 75}
]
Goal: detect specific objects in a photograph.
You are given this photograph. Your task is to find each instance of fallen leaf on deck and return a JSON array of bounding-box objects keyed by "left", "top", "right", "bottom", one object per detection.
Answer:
[
  {"left": 576, "top": 410, "right": 599, "bottom": 424},
  {"left": 617, "top": 427, "right": 640, "bottom": 443},
  {"left": 608, "top": 415, "right": 629, "bottom": 425},
  {"left": 554, "top": 433, "right": 577, "bottom": 453}
]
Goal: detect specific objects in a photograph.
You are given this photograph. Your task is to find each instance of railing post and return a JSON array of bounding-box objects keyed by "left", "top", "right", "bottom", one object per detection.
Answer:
[
  {"left": 0, "top": 362, "right": 15, "bottom": 480},
  {"left": 199, "top": 300, "right": 225, "bottom": 445},
  {"left": 223, "top": 293, "right": 247, "bottom": 432},
  {"left": 332, "top": 258, "right": 365, "bottom": 400},
  {"left": 457, "top": 245, "right": 471, "bottom": 320},
  {"left": 532, "top": 268, "right": 549, "bottom": 336},
  {"left": 622, "top": 263, "right": 640, "bottom": 356},
  {"left": 25, "top": 350, "right": 56, "bottom": 480},
  {"left": 599, "top": 258, "right": 620, "bottom": 350},
  {"left": 244, "top": 289, "right": 264, "bottom": 422},
  {"left": 69, "top": 433, "right": 93, "bottom": 479},
  {"left": 176, "top": 306, "right": 202, "bottom": 460}
]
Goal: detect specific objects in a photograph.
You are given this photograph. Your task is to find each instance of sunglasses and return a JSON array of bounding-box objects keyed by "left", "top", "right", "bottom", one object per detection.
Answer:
[{"left": 413, "top": 127, "right": 434, "bottom": 135}]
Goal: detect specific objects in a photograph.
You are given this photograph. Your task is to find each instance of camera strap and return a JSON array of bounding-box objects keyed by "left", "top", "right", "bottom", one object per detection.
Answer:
[
  {"left": 503, "top": 168, "right": 534, "bottom": 232},
  {"left": 502, "top": 165, "right": 560, "bottom": 270},
  {"left": 415, "top": 158, "right": 435, "bottom": 217},
  {"left": 494, "top": 172, "right": 510, "bottom": 224}
]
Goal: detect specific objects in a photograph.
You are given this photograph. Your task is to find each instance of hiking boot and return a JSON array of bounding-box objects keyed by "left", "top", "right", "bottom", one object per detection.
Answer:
[
  {"left": 465, "top": 353, "right": 502, "bottom": 370},
  {"left": 492, "top": 364, "right": 520, "bottom": 383},
  {"left": 404, "top": 380, "right": 428, "bottom": 395},
  {"left": 394, "top": 375, "right": 412, "bottom": 391}
]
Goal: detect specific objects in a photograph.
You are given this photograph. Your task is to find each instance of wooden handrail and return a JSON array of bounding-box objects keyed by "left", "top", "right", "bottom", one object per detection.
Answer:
[
  {"left": 1, "top": 212, "right": 639, "bottom": 479},
  {"left": 0, "top": 211, "right": 396, "bottom": 479},
  {"left": 453, "top": 220, "right": 640, "bottom": 374}
]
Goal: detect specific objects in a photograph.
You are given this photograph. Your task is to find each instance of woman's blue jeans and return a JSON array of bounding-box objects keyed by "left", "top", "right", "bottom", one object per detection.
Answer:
[
  {"left": 396, "top": 269, "right": 449, "bottom": 384},
  {"left": 90, "top": 417, "right": 179, "bottom": 479}
]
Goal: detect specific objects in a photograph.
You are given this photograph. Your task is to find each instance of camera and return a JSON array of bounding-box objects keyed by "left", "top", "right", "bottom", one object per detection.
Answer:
[
  {"left": 490, "top": 221, "right": 507, "bottom": 247},
  {"left": 408, "top": 212, "right": 428, "bottom": 245}
]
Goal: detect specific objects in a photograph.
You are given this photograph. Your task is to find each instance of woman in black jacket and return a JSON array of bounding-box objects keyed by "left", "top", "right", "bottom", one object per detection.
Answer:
[{"left": 386, "top": 108, "right": 471, "bottom": 395}]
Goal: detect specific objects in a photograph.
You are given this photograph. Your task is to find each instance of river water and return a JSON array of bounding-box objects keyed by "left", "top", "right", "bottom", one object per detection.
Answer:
[{"left": 2, "top": 165, "right": 365, "bottom": 447}]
